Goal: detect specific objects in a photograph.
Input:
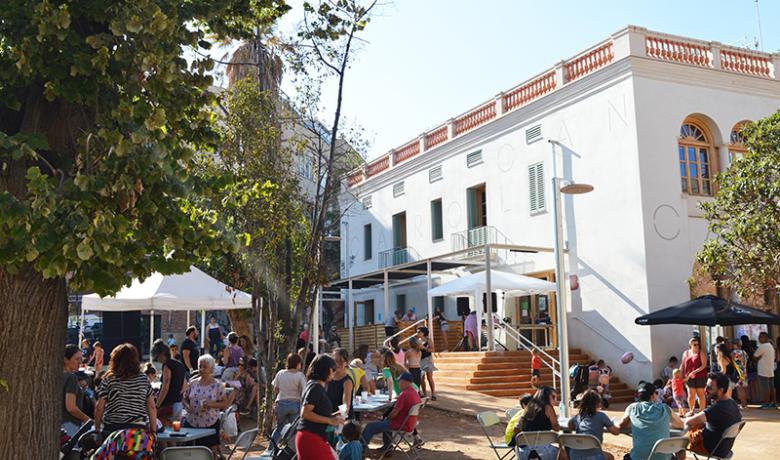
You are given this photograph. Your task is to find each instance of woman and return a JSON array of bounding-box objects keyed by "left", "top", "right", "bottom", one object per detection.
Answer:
[
  {"left": 221, "top": 332, "right": 244, "bottom": 381},
  {"left": 296, "top": 354, "right": 345, "bottom": 460},
  {"left": 207, "top": 316, "right": 224, "bottom": 356},
  {"left": 568, "top": 389, "right": 620, "bottom": 460},
  {"left": 63, "top": 344, "right": 90, "bottom": 437},
  {"left": 237, "top": 357, "right": 258, "bottom": 414},
  {"left": 405, "top": 337, "right": 423, "bottom": 388},
  {"left": 328, "top": 348, "right": 355, "bottom": 420},
  {"left": 681, "top": 337, "right": 708, "bottom": 415},
  {"left": 382, "top": 349, "right": 408, "bottom": 398},
  {"left": 516, "top": 386, "right": 564, "bottom": 460},
  {"left": 94, "top": 343, "right": 156, "bottom": 437},
  {"left": 238, "top": 335, "right": 254, "bottom": 358},
  {"left": 389, "top": 337, "right": 405, "bottom": 369},
  {"left": 270, "top": 353, "right": 306, "bottom": 444},
  {"left": 151, "top": 339, "right": 186, "bottom": 425},
  {"left": 716, "top": 343, "right": 737, "bottom": 397},
  {"left": 183, "top": 354, "right": 230, "bottom": 457}
]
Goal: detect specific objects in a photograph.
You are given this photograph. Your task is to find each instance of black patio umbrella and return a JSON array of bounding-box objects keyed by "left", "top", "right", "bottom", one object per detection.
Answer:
[{"left": 635, "top": 294, "right": 780, "bottom": 326}]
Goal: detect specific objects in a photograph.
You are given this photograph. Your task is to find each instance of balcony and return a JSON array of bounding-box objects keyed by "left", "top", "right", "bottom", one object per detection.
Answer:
[
  {"left": 451, "top": 226, "right": 510, "bottom": 260},
  {"left": 378, "top": 247, "right": 420, "bottom": 269}
]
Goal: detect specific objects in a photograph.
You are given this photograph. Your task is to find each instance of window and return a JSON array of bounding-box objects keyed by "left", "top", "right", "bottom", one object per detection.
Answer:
[
  {"left": 396, "top": 294, "right": 406, "bottom": 313},
  {"left": 393, "top": 181, "right": 405, "bottom": 197},
  {"left": 728, "top": 122, "right": 749, "bottom": 165},
  {"left": 363, "top": 224, "right": 372, "bottom": 260},
  {"left": 528, "top": 162, "right": 545, "bottom": 213},
  {"left": 526, "top": 124, "right": 542, "bottom": 144},
  {"left": 429, "top": 165, "right": 443, "bottom": 183},
  {"left": 430, "top": 199, "right": 443, "bottom": 241},
  {"left": 678, "top": 120, "right": 717, "bottom": 196},
  {"left": 466, "top": 150, "right": 483, "bottom": 168}
]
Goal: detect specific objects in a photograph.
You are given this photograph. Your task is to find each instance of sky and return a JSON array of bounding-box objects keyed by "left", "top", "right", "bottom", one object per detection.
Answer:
[{"left": 273, "top": 0, "right": 779, "bottom": 161}]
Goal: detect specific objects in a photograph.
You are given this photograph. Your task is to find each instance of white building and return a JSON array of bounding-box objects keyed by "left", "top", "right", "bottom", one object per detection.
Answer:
[{"left": 336, "top": 25, "right": 780, "bottom": 383}]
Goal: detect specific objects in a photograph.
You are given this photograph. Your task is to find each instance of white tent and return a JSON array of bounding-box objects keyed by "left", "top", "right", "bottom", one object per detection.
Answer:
[
  {"left": 82, "top": 266, "right": 252, "bottom": 351},
  {"left": 427, "top": 269, "right": 556, "bottom": 351}
]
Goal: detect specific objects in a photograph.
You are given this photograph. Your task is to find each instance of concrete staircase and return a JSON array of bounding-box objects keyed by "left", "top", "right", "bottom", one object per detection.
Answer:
[{"left": 433, "top": 349, "right": 634, "bottom": 403}]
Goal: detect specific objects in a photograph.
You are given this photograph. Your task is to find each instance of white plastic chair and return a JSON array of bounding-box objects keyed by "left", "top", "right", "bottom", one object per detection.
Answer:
[
  {"left": 557, "top": 433, "right": 602, "bottom": 451},
  {"left": 378, "top": 401, "right": 424, "bottom": 460},
  {"left": 505, "top": 407, "right": 521, "bottom": 421},
  {"left": 227, "top": 428, "right": 258, "bottom": 460},
  {"left": 691, "top": 421, "right": 746, "bottom": 460},
  {"left": 477, "top": 411, "right": 515, "bottom": 460},
  {"left": 160, "top": 446, "right": 214, "bottom": 460},
  {"left": 647, "top": 437, "right": 688, "bottom": 460},
  {"left": 513, "top": 431, "right": 559, "bottom": 460}
]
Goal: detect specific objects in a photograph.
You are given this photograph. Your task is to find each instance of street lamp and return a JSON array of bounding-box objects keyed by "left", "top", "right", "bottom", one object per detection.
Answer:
[{"left": 549, "top": 139, "right": 593, "bottom": 418}]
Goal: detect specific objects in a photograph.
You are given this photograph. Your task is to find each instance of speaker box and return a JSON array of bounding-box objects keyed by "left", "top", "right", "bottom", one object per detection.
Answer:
[
  {"left": 102, "top": 311, "right": 142, "bottom": 356},
  {"left": 456, "top": 297, "right": 470, "bottom": 316},
  {"left": 482, "top": 292, "right": 498, "bottom": 313}
]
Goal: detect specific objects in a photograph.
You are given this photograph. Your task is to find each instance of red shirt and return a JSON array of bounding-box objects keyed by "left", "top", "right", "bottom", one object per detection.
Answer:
[
  {"left": 390, "top": 386, "right": 422, "bottom": 432},
  {"left": 531, "top": 355, "right": 541, "bottom": 370},
  {"left": 671, "top": 377, "right": 685, "bottom": 397}
]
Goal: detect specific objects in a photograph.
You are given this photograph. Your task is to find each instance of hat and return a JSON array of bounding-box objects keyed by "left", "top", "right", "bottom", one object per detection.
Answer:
[
  {"left": 399, "top": 372, "right": 414, "bottom": 382},
  {"left": 637, "top": 381, "right": 656, "bottom": 396}
]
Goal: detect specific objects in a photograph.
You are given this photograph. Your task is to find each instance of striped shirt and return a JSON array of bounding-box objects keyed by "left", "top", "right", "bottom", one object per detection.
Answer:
[{"left": 97, "top": 373, "right": 151, "bottom": 426}]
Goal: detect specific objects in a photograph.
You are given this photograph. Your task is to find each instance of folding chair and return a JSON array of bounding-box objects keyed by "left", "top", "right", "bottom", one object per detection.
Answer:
[
  {"left": 505, "top": 407, "right": 521, "bottom": 421},
  {"left": 476, "top": 411, "right": 515, "bottom": 460},
  {"left": 513, "top": 431, "right": 560, "bottom": 459},
  {"left": 647, "top": 437, "right": 688, "bottom": 460},
  {"left": 557, "top": 433, "right": 602, "bottom": 455},
  {"left": 160, "top": 446, "right": 214, "bottom": 460},
  {"left": 379, "top": 402, "right": 424, "bottom": 460},
  {"left": 226, "top": 428, "right": 258, "bottom": 460},
  {"left": 691, "top": 421, "right": 746, "bottom": 460}
]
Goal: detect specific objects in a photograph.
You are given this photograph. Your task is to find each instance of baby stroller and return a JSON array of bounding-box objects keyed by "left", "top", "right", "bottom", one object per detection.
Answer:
[
  {"left": 60, "top": 420, "right": 101, "bottom": 460},
  {"left": 265, "top": 416, "right": 299, "bottom": 460}
]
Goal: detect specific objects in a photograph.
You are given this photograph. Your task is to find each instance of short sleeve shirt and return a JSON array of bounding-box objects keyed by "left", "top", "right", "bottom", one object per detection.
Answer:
[
  {"left": 703, "top": 399, "right": 741, "bottom": 457},
  {"left": 97, "top": 373, "right": 151, "bottom": 426},
  {"left": 62, "top": 372, "right": 84, "bottom": 425},
  {"left": 298, "top": 381, "right": 333, "bottom": 439},
  {"left": 184, "top": 379, "right": 226, "bottom": 427},
  {"left": 272, "top": 369, "right": 306, "bottom": 402},
  {"left": 754, "top": 342, "right": 776, "bottom": 377},
  {"left": 569, "top": 411, "right": 613, "bottom": 444},
  {"left": 181, "top": 338, "right": 200, "bottom": 371},
  {"left": 389, "top": 386, "right": 421, "bottom": 431}
]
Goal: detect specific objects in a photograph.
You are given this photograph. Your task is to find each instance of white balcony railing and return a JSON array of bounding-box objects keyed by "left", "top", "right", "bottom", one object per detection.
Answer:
[{"left": 378, "top": 246, "right": 420, "bottom": 269}]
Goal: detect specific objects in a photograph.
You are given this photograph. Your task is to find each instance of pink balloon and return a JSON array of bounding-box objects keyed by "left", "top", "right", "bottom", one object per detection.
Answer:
[{"left": 621, "top": 352, "right": 634, "bottom": 364}]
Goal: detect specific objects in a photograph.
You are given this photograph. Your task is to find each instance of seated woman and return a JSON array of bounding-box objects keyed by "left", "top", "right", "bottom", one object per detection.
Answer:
[
  {"left": 183, "top": 354, "right": 230, "bottom": 458},
  {"left": 515, "top": 386, "right": 565, "bottom": 460},
  {"left": 94, "top": 343, "right": 156, "bottom": 437},
  {"left": 236, "top": 357, "right": 259, "bottom": 415},
  {"left": 568, "top": 390, "right": 620, "bottom": 460}
]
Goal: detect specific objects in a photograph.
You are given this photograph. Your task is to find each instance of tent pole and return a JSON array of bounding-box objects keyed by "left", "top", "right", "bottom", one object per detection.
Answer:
[
  {"left": 79, "top": 305, "right": 85, "bottom": 348},
  {"left": 348, "top": 278, "right": 353, "bottom": 354},
  {"left": 485, "top": 245, "right": 495, "bottom": 352},
  {"left": 149, "top": 309, "right": 155, "bottom": 357},
  {"left": 187, "top": 310, "right": 191, "bottom": 328},
  {"left": 384, "top": 270, "right": 389, "bottom": 327},
  {"left": 427, "top": 259, "right": 434, "bottom": 350},
  {"left": 475, "top": 289, "right": 482, "bottom": 352},
  {"left": 201, "top": 309, "right": 206, "bottom": 352}
]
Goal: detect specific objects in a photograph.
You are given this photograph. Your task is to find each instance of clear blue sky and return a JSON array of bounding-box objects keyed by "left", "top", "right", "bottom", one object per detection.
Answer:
[{"left": 277, "top": 0, "right": 779, "bottom": 160}]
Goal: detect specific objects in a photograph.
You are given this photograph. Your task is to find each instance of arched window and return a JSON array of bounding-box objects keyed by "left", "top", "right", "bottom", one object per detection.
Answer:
[
  {"left": 678, "top": 120, "right": 716, "bottom": 196},
  {"left": 728, "top": 122, "right": 749, "bottom": 165}
]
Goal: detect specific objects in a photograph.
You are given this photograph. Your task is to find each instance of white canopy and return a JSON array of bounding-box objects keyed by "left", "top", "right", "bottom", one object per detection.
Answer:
[
  {"left": 427, "top": 269, "right": 556, "bottom": 298},
  {"left": 82, "top": 266, "right": 252, "bottom": 312}
]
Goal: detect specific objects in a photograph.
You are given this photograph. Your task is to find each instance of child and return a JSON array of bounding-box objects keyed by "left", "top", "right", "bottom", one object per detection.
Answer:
[
  {"left": 434, "top": 307, "right": 449, "bottom": 352},
  {"left": 505, "top": 393, "right": 533, "bottom": 446},
  {"left": 667, "top": 368, "right": 688, "bottom": 416},
  {"left": 143, "top": 363, "right": 157, "bottom": 383},
  {"left": 338, "top": 421, "right": 364, "bottom": 460},
  {"left": 530, "top": 349, "right": 542, "bottom": 389},
  {"left": 405, "top": 337, "right": 423, "bottom": 390},
  {"left": 567, "top": 389, "right": 620, "bottom": 460}
]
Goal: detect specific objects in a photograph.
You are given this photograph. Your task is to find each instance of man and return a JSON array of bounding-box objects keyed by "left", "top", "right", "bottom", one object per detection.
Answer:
[
  {"left": 729, "top": 339, "right": 748, "bottom": 408},
  {"left": 753, "top": 332, "right": 776, "bottom": 409},
  {"left": 661, "top": 356, "right": 678, "bottom": 384},
  {"left": 384, "top": 310, "right": 399, "bottom": 338},
  {"left": 619, "top": 381, "right": 684, "bottom": 460},
  {"left": 180, "top": 325, "right": 200, "bottom": 373},
  {"left": 361, "top": 372, "right": 422, "bottom": 455},
  {"left": 683, "top": 372, "right": 741, "bottom": 458},
  {"left": 151, "top": 339, "right": 186, "bottom": 425}
]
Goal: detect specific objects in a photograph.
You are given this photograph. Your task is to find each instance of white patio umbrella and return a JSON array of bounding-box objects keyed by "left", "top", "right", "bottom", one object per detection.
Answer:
[
  {"left": 82, "top": 266, "right": 251, "bottom": 351},
  {"left": 427, "top": 269, "right": 556, "bottom": 351}
]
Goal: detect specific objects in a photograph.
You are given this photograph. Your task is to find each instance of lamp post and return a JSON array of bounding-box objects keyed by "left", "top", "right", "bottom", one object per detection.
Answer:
[{"left": 549, "top": 139, "right": 593, "bottom": 417}]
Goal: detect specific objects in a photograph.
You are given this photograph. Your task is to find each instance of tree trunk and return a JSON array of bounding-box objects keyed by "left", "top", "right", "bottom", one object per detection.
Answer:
[{"left": 0, "top": 265, "right": 67, "bottom": 460}]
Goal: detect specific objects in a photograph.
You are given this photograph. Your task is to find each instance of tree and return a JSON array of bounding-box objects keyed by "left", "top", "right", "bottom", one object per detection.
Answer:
[
  {"left": 0, "top": 2, "right": 288, "bottom": 457},
  {"left": 697, "top": 111, "right": 780, "bottom": 324}
]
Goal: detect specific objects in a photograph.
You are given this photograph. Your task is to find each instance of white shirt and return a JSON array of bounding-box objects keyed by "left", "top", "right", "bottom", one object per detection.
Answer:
[
  {"left": 385, "top": 315, "right": 396, "bottom": 327},
  {"left": 754, "top": 342, "right": 776, "bottom": 377},
  {"left": 272, "top": 369, "right": 306, "bottom": 401}
]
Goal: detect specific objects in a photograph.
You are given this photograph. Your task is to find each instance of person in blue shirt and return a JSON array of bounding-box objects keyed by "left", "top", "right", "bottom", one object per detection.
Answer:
[
  {"left": 338, "top": 421, "right": 364, "bottom": 460},
  {"left": 619, "top": 382, "right": 684, "bottom": 460},
  {"left": 568, "top": 389, "right": 620, "bottom": 460}
]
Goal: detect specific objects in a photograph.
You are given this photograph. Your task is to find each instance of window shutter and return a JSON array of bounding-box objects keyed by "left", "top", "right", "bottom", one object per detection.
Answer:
[
  {"left": 526, "top": 124, "right": 542, "bottom": 144},
  {"left": 429, "top": 165, "right": 443, "bottom": 183},
  {"left": 466, "top": 150, "right": 483, "bottom": 168},
  {"left": 529, "top": 162, "right": 545, "bottom": 213},
  {"left": 431, "top": 199, "right": 443, "bottom": 241},
  {"left": 363, "top": 224, "right": 372, "bottom": 260},
  {"left": 393, "top": 182, "right": 405, "bottom": 197}
]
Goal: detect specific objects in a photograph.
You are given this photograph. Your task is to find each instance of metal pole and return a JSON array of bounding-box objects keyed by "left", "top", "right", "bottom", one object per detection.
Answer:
[
  {"left": 475, "top": 289, "right": 482, "bottom": 352},
  {"left": 427, "top": 259, "right": 435, "bottom": 350},
  {"left": 79, "top": 306, "right": 85, "bottom": 347},
  {"left": 200, "top": 309, "right": 206, "bottom": 351},
  {"left": 186, "top": 310, "right": 190, "bottom": 327},
  {"left": 485, "top": 245, "right": 495, "bottom": 352},
  {"left": 348, "top": 278, "right": 353, "bottom": 354},
  {"left": 150, "top": 310, "right": 155, "bottom": 357},
  {"left": 313, "top": 287, "right": 320, "bottom": 354},
  {"left": 384, "top": 270, "right": 389, "bottom": 326},
  {"left": 550, "top": 140, "right": 571, "bottom": 417}
]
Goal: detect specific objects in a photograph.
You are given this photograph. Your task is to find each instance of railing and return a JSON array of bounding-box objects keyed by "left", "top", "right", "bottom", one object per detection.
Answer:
[
  {"left": 345, "top": 26, "right": 779, "bottom": 188},
  {"left": 497, "top": 318, "right": 561, "bottom": 389},
  {"left": 566, "top": 41, "right": 615, "bottom": 82},
  {"left": 645, "top": 35, "right": 710, "bottom": 67},
  {"left": 720, "top": 49, "right": 771, "bottom": 77},
  {"left": 450, "top": 226, "right": 511, "bottom": 257},
  {"left": 378, "top": 246, "right": 420, "bottom": 269},
  {"left": 383, "top": 317, "right": 428, "bottom": 348}
]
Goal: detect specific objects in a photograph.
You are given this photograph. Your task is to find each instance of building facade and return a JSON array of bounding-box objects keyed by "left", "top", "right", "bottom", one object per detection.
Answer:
[{"left": 337, "top": 26, "right": 780, "bottom": 383}]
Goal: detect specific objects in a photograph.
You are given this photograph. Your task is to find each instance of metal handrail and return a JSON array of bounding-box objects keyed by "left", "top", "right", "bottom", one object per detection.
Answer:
[
  {"left": 383, "top": 317, "right": 428, "bottom": 348},
  {"left": 496, "top": 318, "right": 562, "bottom": 388}
]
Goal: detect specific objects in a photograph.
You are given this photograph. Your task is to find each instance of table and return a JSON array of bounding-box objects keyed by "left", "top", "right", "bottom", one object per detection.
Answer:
[
  {"left": 558, "top": 417, "right": 685, "bottom": 437},
  {"left": 353, "top": 394, "right": 394, "bottom": 413},
  {"left": 157, "top": 427, "right": 216, "bottom": 444}
]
